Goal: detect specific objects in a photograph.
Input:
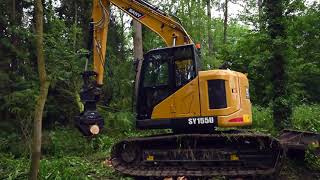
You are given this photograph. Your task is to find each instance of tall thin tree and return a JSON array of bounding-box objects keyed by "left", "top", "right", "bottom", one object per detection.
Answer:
[
  {"left": 207, "top": 0, "right": 214, "bottom": 53},
  {"left": 258, "top": 0, "right": 265, "bottom": 30},
  {"left": 133, "top": 20, "right": 143, "bottom": 61},
  {"left": 265, "top": 0, "right": 291, "bottom": 129},
  {"left": 10, "top": 0, "right": 18, "bottom": 71},
  {"left": 133, "top": 20, "right": 143, "bottom": 100},
  {"left": 72, "top": 1, "right": 78, "bottom": 51},
  {"left": 29, "top": 0, "right": 50, "bottom": 179},
  {"left": 223, "top": 0, "right": 228, "bottom": 44}
]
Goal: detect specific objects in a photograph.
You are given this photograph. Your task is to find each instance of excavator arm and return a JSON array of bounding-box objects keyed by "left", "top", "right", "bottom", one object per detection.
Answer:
[
  {"left": 93, "top": 0, "right": 193, "bottom": 85},
  {"left": 76, "top": 0, "right": 193, "bottom": 136},
  {"left": 109, "top": 0, "right": 192, "bottom": 46}
]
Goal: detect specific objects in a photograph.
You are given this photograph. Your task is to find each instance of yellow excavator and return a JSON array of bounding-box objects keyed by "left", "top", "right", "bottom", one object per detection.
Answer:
[{"left": 75, "top": 0, "right": 285, "bottom": 178}]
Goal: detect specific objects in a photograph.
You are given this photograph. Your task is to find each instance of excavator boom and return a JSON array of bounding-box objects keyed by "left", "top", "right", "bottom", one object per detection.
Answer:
[{"left": 93, "top": 0, "right": 193, "bottom": 85}]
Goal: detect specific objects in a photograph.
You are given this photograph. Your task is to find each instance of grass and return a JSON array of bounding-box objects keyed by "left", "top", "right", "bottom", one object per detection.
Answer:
[
  {"left": 252, "top": 104, "right": 320, "bottom": 134},
  {"left": 292, "top": 104, "right": 320, "bottom": 133},
  {"left": 0, "top": 128, "right": 133, "bottom": 180},
  {"left": 0, "top": 104, "right": 319, "bottom": 179},
  {"left": 252, "top": 106, "right": 277, "bottom": 135}
]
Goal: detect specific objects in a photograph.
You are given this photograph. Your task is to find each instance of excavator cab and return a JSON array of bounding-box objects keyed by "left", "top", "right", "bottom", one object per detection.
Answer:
[
  {"left": 136, "top": 44, "right": 200, "bottom": 121},
  {"left": 135, "top": 44, "right": 253, "bottom": 132}
]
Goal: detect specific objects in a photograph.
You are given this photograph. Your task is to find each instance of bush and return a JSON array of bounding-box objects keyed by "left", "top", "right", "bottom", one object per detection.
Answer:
[
  {"left": 252, "top": 104, "right": 320, "bottom": 134},
  {"left": 2, "top": 88, "right": 37, "bottom": 136},
  {"left": 292, "top": 104, "right": 320, "bottom": 133},
  {"left": 99, "top": 109, "right": 134, "bottom": 131},
  {"left": 305, "top": 146, "right": 320, "bottom": 171},
  {"left": 0, "top": 133, "right": 31, "bottom": 157},
  {"left": 0, "top": 153, "right": 29, "bottom": 180},
  {"left": 0, "top": 135, "right": 8, "bottom": 152},
  {"left": 252, "top": 106, "right": 277, "bottom": 135},
  {"left": 42, "top": 128, "right": 94, "bottom": 157}
]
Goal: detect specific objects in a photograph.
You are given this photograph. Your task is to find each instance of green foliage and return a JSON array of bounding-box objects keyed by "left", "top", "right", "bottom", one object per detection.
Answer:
[
  {"left": 252, "top": 106, "right": 277, "bottom": 135},
  {"left": 44, "top": 18, "right": 84, "bottom": 83},
  {"left": 3, "top": 89, "right": 38, "bottom": 123},
  {"left": 1, "top": 88, "right": 38, "bottom": 153},
  {"left": 279, "top": 158, "right": 320, "bottom": 180},
  {"left": 0, "top": 133, "right": 31, "bottom": 157},
  {"left": 0, "top": 1, "right": 37, "bottom": 136},
  {"left": 252, "top": 104, "right": 320, "bottom": 134},
  {"left": 1, "top": 103, "right": 320, "bottom": 179},
  {"left": 0, "top": 127, "right": 139, "bottom": 180},
  {"left": 272, "top": 96, "right": 293, "bottom": 129},
  {"left": 0, "top": 153, "right": 29, "bottom": 180},
  {"left": 43, "top": 128, "right": 94, "bottom": 156},
  {"left": 0, "top": 153, "right": 125, "bottom": 180},
  {"left": 142, "top": 28, "right": 165, "bottom": 51},
  {"left": 292, "top": 104, "right": 320, "bottom": 133},
  {"left": 305, "top": 146, "right": 320, "bottom": 171},
  {"left": 39, "top": 156, "right": 118, "bottom": 180},
  {"left": 286, "top": 3, "right": 320, "bottom": 103},
  {"left": 99, "top": 109, "right": 134, "bottom": 131},
  {"left": 45, "top": 80, "right": 82, "bottom": 127},
  {"left": 0, "top": 136, "right": 7, "bottom": 152}
]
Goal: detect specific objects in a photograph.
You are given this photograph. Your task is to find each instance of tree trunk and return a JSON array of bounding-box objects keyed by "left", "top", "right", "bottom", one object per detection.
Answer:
[
  {"left": 258, "top": 0, "right": 265, "bottom": 30},
  {"left": 73, "top": 1, "right": 78, "bottom": 51},
  {"left": 187, "top": 1, "right": 193, "bottom": 30},
  {"left": 120, "top": 11, "right": 126, "bottom": 61},
  {"left": 195, "top": 0, "right": 201, "bottom": 41},
  {"left": 29, "top": 0, "right": 50, "bottom": 179},
  {"left": 207, "top": 0, "right": 214, "bottom": 54},
  {"left": 223, "top": 0, "right": 228, "bottom": 44},
  {"left": 133, "top": 20, "right": 143, "bottom": 61},
  {"left": 133, "top": 20, "right": 143, "bottom": 100},
  {"left": 10, "top": 0, "right": 18, "bottom": 71},
  {"left": 265, "top": 0, "right": 291, "bottom": 129}
]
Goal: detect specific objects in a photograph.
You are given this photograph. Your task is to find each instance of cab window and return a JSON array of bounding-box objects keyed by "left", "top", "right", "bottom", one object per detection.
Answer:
[
  {"left": 173, "top": 46, "right": 196, "bottom": 88},
  {"left": 143, "top": 56, "right": 169, "bottom": 87},
  {"left": 175, "top": 59, "right": 195, "bottom": 87}
]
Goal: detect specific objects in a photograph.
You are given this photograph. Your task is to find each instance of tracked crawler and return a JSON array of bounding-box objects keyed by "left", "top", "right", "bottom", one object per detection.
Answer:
[{"left": 111, "top": 131, "right": 284, "bottom": 178}]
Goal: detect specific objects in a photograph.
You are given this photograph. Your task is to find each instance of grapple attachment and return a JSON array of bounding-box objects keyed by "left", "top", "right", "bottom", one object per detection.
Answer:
[
  {"left": 111, "top": 131, "right": 284, "bottom": 178},
  {"left": 75, "top": 71, "right": 104, "bottom": 136},
  {"left": 76, "top": 110, "right": 104, "bottom": 136}
]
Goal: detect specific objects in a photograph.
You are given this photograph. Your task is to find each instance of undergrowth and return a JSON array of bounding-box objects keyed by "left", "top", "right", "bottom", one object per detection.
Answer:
[
  {"left": 0, "top": 104, "right": 319, "bottom": 179},
  {"left": 305, "top": 146, "right": 320, "bottom": 171},
  {"left": 252, "top": 104, "right": 320, "bottom": 134},
  {"left": 292, "top": 104, "right": 320, "bottom": 133}
]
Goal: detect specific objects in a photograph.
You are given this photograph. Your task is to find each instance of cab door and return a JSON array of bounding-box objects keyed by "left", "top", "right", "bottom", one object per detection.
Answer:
[
  {"left": 173, "top": 59, "right": 200, "bottom": 118},
  {"left": 136, "top": 49, "right": 174, "bottom": 120}
]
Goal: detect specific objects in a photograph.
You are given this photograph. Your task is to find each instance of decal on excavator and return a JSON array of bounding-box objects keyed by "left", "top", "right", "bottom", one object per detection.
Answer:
[
  {"left": 127, "top": 8, "right": 144, "bottom": 19},
  {"left": 188, "top": 117, "right": 215, "bottom": 125},
  {"left": 246, "top": 87, "right": 250, "bottom": 99}
]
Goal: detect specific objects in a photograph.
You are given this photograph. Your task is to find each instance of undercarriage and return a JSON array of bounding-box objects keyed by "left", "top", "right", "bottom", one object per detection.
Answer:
[{"left": 111, "top": 130, "right": 284, "bottom": 179}]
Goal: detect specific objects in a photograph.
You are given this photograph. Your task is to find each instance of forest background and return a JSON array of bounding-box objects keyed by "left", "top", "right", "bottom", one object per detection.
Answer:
[{"left": 0, "top": 0, "right": 319, "bottom": 179}]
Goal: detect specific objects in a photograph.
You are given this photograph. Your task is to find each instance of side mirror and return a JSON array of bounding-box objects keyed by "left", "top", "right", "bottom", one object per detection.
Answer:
[{"left": 219, "top": 61, "right": 232, "bottom": 69}]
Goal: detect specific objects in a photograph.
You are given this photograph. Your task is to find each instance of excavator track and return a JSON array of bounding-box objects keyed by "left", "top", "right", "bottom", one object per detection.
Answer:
[{"left": 111, "top": 131, "right": 284, "bottom": 178}]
